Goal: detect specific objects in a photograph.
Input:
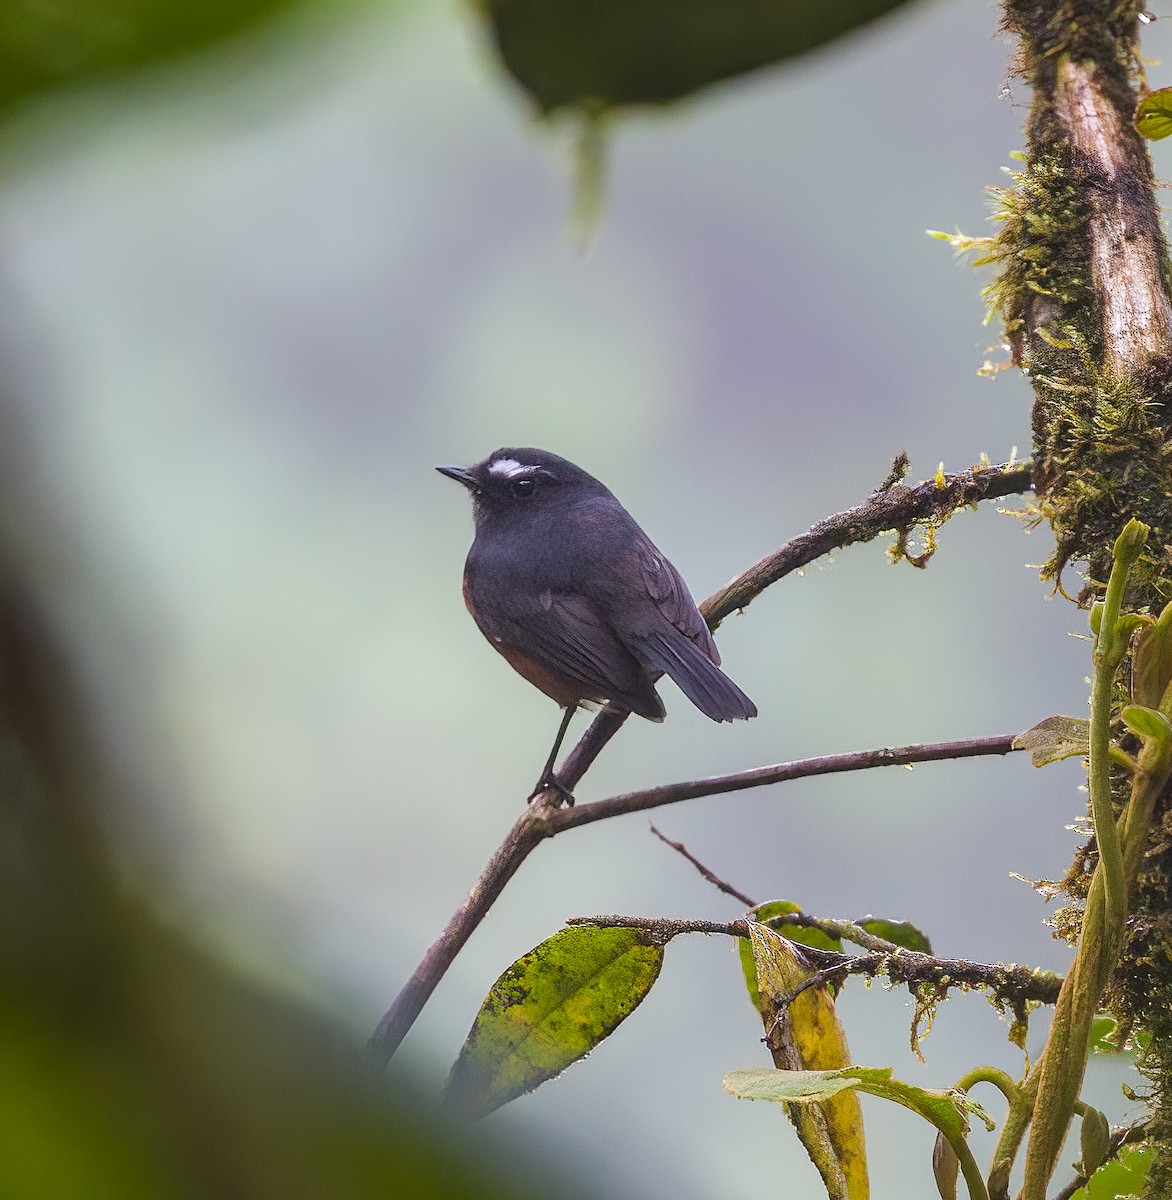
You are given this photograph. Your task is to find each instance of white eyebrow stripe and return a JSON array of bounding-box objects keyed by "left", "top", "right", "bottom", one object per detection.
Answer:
[{"left": 488, "top": 457, "right": 527, "bottom": 476}]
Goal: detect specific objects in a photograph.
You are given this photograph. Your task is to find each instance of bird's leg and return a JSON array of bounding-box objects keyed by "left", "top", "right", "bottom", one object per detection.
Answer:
[{"left": 528, "top": 705, "right": 578, "bottom": 806}]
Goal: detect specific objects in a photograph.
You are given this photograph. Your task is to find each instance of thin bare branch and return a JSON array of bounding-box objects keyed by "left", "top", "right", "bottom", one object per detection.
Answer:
[{"left": 649, "top": 824, "right": 758, "bottom": 907}]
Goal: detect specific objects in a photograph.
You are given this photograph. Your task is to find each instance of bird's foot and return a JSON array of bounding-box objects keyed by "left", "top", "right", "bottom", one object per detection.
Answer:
[{"left": 528, "top": 772, "right": 575, "bottom": 807}]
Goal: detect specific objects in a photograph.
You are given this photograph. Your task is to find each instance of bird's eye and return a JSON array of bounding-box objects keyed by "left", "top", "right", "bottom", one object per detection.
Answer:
[{"left": 511, "top": 477, "right": 538, "bottom": 498}]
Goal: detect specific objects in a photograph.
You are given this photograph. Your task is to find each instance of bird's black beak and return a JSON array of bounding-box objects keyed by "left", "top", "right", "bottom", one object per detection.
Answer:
[{"left": 436, "top": 464, "right": 479, "bottom": 490}]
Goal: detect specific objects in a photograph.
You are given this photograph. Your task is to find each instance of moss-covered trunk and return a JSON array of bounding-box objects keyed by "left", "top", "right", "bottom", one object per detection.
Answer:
[{"left": 998, "top": 0, "right": 1172, "bottom": 1191}]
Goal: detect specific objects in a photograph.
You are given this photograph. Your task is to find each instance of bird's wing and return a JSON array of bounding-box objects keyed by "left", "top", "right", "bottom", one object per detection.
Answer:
[
  {"left": 636, "top": 537, "right": 720, "bottom": 664},
  {"left": 624, "top": 536, "right": 755, "bottom": 721},
  {"left": 499, "top": 589, "right": 665, "bottom": 719}
]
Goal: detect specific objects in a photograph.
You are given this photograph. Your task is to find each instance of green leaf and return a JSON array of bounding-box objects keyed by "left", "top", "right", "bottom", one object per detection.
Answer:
[
  {"left": 725, "top": 1065, "right": 992, "bottom": 1137},
  {"left": 1120, "top": 705, "right": 1172, "bottom": 745},
  {"left": 484, "top": 0, "right": 916, "bottom": 114},
  {"left": 726, "top": 1066, "right": 865, "bottom": 1103},
  {"left": 443, "top": 926, "right": 664, "bottom": 1119},
  {"left": 1073, "top": 1143, "right": 1150, "bottom": 1199},
  {"left": 1088, "top": 1014, "right": 1149, "bottom": 1057},
  {"left": 746, "top": 921, "right": 868, "bottom": 1199},
  {"left": 1136, "top": 87, "right": 1172, "bottom": 140},
  {"left": 740, "top": 901, "right": 842, "bottom": 1013},
  {"left": 1012, "top": 715, "right": 1090, "bottom": 766},
  {"left": 1078, "top": 1108, "right": 1111, "bottom": 1178},
  {"left": 857, "top": 917, "right": 932, "bottom": 954},
  {"left": 1088, "top": 1014, "right": 1121, "bottom": 1053},
  {"left": 724, "top": 1066, "right": 993, "bottom": 1200},
  {"left": 1132, "top": 601, "right": 1172, "bottom": 710},
  {"left": 1089, "top": 601, "right": 1104, "bottom": 636}
]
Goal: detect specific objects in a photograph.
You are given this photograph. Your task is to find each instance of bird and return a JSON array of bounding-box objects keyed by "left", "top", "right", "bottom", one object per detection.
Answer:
[{"left": 437, "top": 448, "right": 757, "bottom": 803}]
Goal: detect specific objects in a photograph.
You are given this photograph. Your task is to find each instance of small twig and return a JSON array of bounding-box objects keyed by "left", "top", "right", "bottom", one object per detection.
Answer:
[
  {"left": 548, "top": 735, "right": 1021, "bottom": 831},
  {"left": 372, "top": 459, "right": 1034, "bottom": 1064},
  {"left": 649, "top": 824, "right": 758, "bottom": 907}
]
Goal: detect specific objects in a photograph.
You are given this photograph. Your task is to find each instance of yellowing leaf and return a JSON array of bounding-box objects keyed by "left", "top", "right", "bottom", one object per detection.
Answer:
[
  {"left": 1136, "top": 88, "right": 1172, "bottom": 140},
  {"left": 746, "top": 921, "right": 868, "bottom": 1199},
  {"left": 1013, "top": 715, "right": 1090, "bottom": 767},
  {"left": 739, "top": 901, "right": 842, "bottom": 1014}
]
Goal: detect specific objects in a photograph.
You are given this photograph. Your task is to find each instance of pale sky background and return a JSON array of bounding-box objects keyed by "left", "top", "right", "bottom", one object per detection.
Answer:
[{"left": 2, "top": 1, "right": 1169, "bottom": 1195}]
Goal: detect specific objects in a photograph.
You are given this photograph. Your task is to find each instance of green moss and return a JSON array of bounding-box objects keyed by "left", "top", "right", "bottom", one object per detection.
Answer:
[{"left": 977, "top": 151, "right": 1172, "bottom": 598}]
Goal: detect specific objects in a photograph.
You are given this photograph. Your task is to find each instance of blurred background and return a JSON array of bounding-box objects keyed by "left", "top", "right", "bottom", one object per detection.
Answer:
[{"left": 2, "top": 0, "right": 1169, "bottom": 1195}]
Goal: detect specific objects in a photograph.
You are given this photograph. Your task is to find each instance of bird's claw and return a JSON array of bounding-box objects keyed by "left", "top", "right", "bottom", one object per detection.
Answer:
[{"left": 528, "top": 774, "right": 576, "bottom": 807}]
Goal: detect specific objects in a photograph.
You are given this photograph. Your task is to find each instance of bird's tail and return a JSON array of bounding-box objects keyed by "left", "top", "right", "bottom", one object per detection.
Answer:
[{"left": 630, "top": 630, "right": 757, "bottom": 722}]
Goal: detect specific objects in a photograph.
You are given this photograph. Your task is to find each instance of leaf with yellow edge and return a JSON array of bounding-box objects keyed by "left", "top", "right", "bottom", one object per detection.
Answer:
[
  {"left": 1136, "top": 88, "right": 1172, "bottom": 140},
  {"left": 444, "top": 926, "right": 664, "bottom": 1119},
  {"left": 739, "top": 901, "right": 842, "bottom": 1013},
  {"left": 747, "top": 920, "right": 868, "bottom": 1199}
]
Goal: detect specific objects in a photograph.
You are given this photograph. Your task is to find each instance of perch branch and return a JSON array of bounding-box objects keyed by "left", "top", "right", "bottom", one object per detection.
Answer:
[
  {"left": 371, "top": 458, "right": 1033, "bottom": 1065},
  {"left": 546, "top": 735, "right": 1019, "bottom": 831},
  {"left": 565, "top": 914, "right": 745, "bottom": 939}
]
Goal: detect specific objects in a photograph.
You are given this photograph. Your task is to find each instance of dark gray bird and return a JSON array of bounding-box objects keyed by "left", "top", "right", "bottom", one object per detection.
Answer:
[{"left": 438, "top": 448, "right": 756, "bottom": 802}]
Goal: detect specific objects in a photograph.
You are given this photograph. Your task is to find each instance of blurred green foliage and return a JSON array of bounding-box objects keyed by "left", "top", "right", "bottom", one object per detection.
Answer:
[
  {"left": 0, "top": 575, "right": 590, "bottom": 1200},
  {"left": 0, "top": 0, "right": 311, "bottom": 115},
  {"left": 484, "top": 0, "right": 917, "bottom": 112}
]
